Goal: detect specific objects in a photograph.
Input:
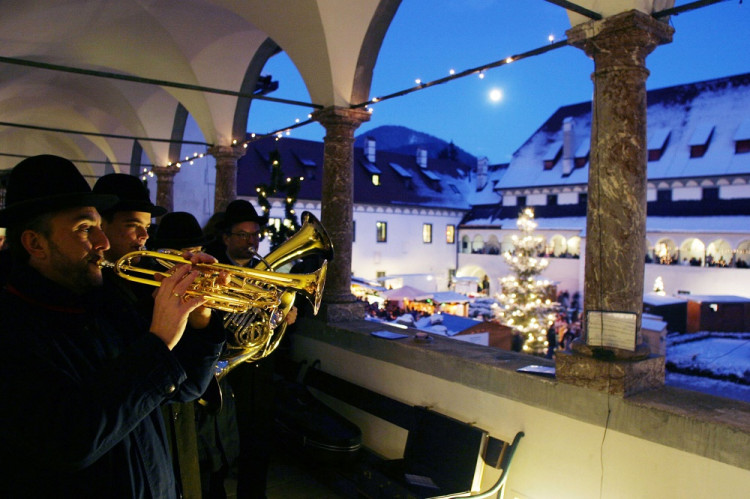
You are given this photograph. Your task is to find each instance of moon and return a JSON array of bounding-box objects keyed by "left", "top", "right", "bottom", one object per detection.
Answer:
[{"left": 489, "top": 88, "right": 503, "bottom": 103}]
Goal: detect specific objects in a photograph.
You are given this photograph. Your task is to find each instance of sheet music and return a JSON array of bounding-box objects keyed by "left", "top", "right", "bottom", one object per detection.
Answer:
[{"left": 586, "top": 311, "right": 637, "bottom": 351}]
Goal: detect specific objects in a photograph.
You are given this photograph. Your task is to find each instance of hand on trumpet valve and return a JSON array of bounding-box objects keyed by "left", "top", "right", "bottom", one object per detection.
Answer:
[
  {"left": 150, "top": 263, "right": 210, "bottom": 350},
  {"left": 178, "top": 250, "right": 231, "bottom": 329}
]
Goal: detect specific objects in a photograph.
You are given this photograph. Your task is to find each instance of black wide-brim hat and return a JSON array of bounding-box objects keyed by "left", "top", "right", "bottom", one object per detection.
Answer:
[
  {"left": 93, "top": 173, "right": 167, "bottom": 217},
  {"left": 149, "top": 211, "right": 214, "bottom": 250},
  {"left": 216, "top": 199, "right": 268, "bottom": 230},
  {"left": 0, "top": 155, "right": 118, "bottom": 227}
]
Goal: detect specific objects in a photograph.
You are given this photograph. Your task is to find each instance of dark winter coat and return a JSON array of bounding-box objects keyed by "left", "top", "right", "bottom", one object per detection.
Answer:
[{"left": 0, "top": 262, "right": 224, "bottom": 498}]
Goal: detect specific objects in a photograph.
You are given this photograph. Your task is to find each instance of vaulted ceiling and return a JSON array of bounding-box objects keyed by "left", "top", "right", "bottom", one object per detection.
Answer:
[{"left": 0, "top": 0, "right": 673, "bottom": 174}]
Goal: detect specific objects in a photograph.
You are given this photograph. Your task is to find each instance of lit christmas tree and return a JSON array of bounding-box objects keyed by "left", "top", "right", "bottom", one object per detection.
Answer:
[
  {"left": 495, "top": 207, "right": 559, "bottom": 355},
  {"left": 255, "top": 149, "right": 303, "bottom": 250}
]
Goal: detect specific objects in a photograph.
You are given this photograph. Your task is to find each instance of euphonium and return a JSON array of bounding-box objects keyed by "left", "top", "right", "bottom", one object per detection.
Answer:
[{"left": 217, "top": 211, "right": 334, "bottom": 376}]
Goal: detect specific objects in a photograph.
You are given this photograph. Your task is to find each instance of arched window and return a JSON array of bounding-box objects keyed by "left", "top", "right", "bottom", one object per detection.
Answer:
[
  {"left": 654, "top": 238, "right": 678, "bottom": 265},
  {"left": 735, "top": 240, "right": 750, "bottom": 268},
  {"left": 549, "top": 234, "right": 567, "bottom": 257},
  {"left": 679, "top": 237, "right": 705, "bottom": 266},
  {"left": 567, "top": 236, "right": 581, "bottom": 258},
  {"left": 485, "top": 235, "right": 501, "bottom": 255},
  {"left": 706, "top": 238, "right": 732, "bottom": 267},
  {"left": 461, "top": 235, "right": 471, "bottom": 254},
  {"left": 471, "top": 235, "right": 485, "bottom": 254}
]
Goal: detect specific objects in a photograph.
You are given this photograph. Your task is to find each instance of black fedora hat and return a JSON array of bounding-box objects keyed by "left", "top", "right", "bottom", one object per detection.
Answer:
[
  {"left": 149, "top": 211, "right": 214, "bottom": 250},
  {"left": 93, "top": 173, "right": 167, "bottom": 217},
  {"left": 0, "top": 155, "right": 118, "bottom": 227},
  {"left": 217, "top": 199, "right": 268, "bottom": 230}
]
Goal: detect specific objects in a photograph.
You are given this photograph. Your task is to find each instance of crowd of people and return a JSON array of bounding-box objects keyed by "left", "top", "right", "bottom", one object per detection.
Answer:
[{"left": 0, "top": 155, "right": 299, "bottom": 498}]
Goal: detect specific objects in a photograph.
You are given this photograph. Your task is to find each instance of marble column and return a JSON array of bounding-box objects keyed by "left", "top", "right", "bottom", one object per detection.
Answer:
[
  {"left": 209, "top": 144, "right": 246, "bottom": 213},
  {"left": 556, "top": 10, "right": 673, "bottom": 395},
  {"left": 152, "top": 164, "right": 180, "bottom": 213},
  {"left": 312, "top": 106, "right": 370, "bottom": 321}
]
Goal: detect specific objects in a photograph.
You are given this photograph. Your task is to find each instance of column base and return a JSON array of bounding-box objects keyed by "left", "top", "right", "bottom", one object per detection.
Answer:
[
  {"left": 555, "top": 350, "right": 665, "bottom": 397},
  {"left": 317, "top": 300, "right": 367, "bottom": 323}
]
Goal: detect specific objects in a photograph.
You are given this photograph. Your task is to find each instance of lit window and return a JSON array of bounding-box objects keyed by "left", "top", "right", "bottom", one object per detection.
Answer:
[
  {"left": 376, "top": 221, "right": 387, "bottom": 243},
  {"left": 372, "top": 174, "right": 380, "bottom": 185},
  {"left": 446, "top": 225, "right": 455, "bottom": 244},
  {"left": 423, "top": 223, "right": 432, "bottom": 244}
]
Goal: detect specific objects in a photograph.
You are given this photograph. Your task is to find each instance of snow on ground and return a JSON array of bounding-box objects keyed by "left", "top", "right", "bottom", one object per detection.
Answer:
[
  {"left": 665, "top": 332, "right": 750, "bottom": 402},
  {"left": 666, "top": 372, "right": 750, "bottom": 403}
]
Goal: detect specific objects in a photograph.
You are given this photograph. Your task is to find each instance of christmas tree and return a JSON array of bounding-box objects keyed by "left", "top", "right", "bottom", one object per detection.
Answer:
[
  {"left": 255, "top": 149, "right": 303, "bottom": 250},
  {"left": 495, "top": 207, "right": 559, "bottom": 355}
]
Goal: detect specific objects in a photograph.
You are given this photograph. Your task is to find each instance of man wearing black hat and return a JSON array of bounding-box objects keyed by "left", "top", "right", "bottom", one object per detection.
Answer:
[
  {"left": 93, "top": 173, "right": 167, "bottom": 266},
  {"left": 208, "top": 199, "right": 297, "bottom": 499},
  {"left": 0, "top": 155, "right": 226, "bottom": 498},
  {"left": 215, "top": 199, "right": 269, "bottom": 268}
]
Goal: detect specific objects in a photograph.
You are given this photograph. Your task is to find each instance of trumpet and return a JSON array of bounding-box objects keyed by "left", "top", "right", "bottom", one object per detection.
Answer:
[{"left": 98, "top": 249, "right": 327, "bottom": 316}]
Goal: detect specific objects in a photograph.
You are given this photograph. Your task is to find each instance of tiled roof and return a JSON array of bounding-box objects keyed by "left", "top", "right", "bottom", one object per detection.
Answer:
[{"left": 237, "top": 136, "right": 481, "bottom": 209}]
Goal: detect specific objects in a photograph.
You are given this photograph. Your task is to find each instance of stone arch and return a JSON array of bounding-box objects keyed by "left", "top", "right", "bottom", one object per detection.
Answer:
[
  {"left": 471, "top": 234, "right": 485, "bottom": 254},
  {"left": 706, "top": 238, "right": 732, "bottom": 267},
  {"left": 485, "top": 235, "right": 501, "bottom": 255},
  {"left": 679, "top": 237, "right": 705, "bottom": 266},
  {"left": 736, "top": 239, "right": 750, "bottom": 267},
  {"left": 235, "top": 38, "right": 282, "bottom": 140},
  {"left": 567, "top": 236, "right": 581, "bottom": 257},
  {"left": 549, "top": 234, "right": 567, "bottom": 257},
  {"left": 654, "top": 237, "right": 678, "bottom": 265}
]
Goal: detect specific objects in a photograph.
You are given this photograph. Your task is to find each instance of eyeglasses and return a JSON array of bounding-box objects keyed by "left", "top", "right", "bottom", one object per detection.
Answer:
[{"left": 229, "top": 231, "right": 263, "bottom": 241}]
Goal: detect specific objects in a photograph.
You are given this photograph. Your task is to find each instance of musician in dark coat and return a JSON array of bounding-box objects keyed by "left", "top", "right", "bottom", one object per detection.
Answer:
[
  {"left": 208, "top": 200, "right": 285, "bottom": 499},
  {"left": 0, "top": 155, "right": 225, "bottom": 498}
]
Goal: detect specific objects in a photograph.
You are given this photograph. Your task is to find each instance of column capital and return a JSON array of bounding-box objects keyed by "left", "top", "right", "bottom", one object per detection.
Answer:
[
  {"left": 567, "top": 9, "right": 674, "bottom": 67},
  {"left": 151, "top": 163, "right": 180, "bottom": 178},
  {"left": 207, "top": 143, "right": 246, "bottom": 161},
  {"left": 312, "top": 106, "right": 371, "bottom": 132}
]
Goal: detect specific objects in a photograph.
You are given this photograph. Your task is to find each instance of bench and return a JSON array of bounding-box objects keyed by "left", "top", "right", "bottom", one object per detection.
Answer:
[{"left": 292, "top": 360, "right": 524, "bottom": 499}]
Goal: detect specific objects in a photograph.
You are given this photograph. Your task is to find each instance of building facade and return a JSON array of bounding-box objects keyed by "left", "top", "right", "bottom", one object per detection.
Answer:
[{"left": 458, "top": 72, "right": 750, "bottom": 298}]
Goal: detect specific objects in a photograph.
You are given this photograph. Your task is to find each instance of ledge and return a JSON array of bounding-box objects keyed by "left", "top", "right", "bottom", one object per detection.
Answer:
[{"left": 293, "top": 317, "right": 750, "bottom": 471}]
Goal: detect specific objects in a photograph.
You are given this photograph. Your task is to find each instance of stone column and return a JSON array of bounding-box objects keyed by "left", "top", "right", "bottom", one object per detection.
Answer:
[
  {"left": 312, "top": 106, "right": 370, "bottom": 321},
  {"left": 209, "top": 144, "right": 246, "bottom": 213},
  {"left": 556, "top": 10, "right": 673, "bottom": 396},
  {"left": 152, "top": 164, "right": 180, "bottom": 213}
]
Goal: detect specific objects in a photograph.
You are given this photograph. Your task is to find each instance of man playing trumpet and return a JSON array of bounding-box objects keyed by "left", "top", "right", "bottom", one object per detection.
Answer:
[{"left": 0, "top": 156, "right": 226, "bottom": 498}]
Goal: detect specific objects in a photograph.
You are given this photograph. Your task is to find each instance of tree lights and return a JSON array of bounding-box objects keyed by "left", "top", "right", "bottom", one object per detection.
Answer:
[{"left": 495, "top": 207, "right": 559, "bottom": 355}]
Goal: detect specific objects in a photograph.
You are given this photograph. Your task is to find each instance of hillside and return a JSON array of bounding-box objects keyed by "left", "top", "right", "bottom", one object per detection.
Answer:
[{"left": 354, "top": 125, "right": 477, "bottom": 166}]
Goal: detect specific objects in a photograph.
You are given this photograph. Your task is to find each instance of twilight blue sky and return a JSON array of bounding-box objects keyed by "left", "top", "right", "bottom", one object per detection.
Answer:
[{"left": 247, "top": 0, "right": 750, "bottom": 165}]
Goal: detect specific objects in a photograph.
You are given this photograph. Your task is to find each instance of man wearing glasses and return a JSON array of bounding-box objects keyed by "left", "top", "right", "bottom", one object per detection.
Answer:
[{"left": 216, "top": 199, "right": 267, "bottom": 268}]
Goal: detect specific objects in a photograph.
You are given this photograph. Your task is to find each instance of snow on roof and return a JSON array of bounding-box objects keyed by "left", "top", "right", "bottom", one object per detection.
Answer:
[
  {"left": 497, "top": 73, "right": 750, "bottom": 191},
  {"left": 361, "top": 160, "right": 381, "bottom": 174},
  {"left": 648, "top": 128, "right": 671, "bottom": 151},
  {"left": 389, "top": 162, "right": 413, "bottom": 178},
  {"left": 688, "top": 124, "right": 715, "bottom": 146},
  {"left": 643, "top": 293, "right": 688, "bottom": 306},
  {"left": 685, "top": 295, "right": 750, "bottom": 303}
]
